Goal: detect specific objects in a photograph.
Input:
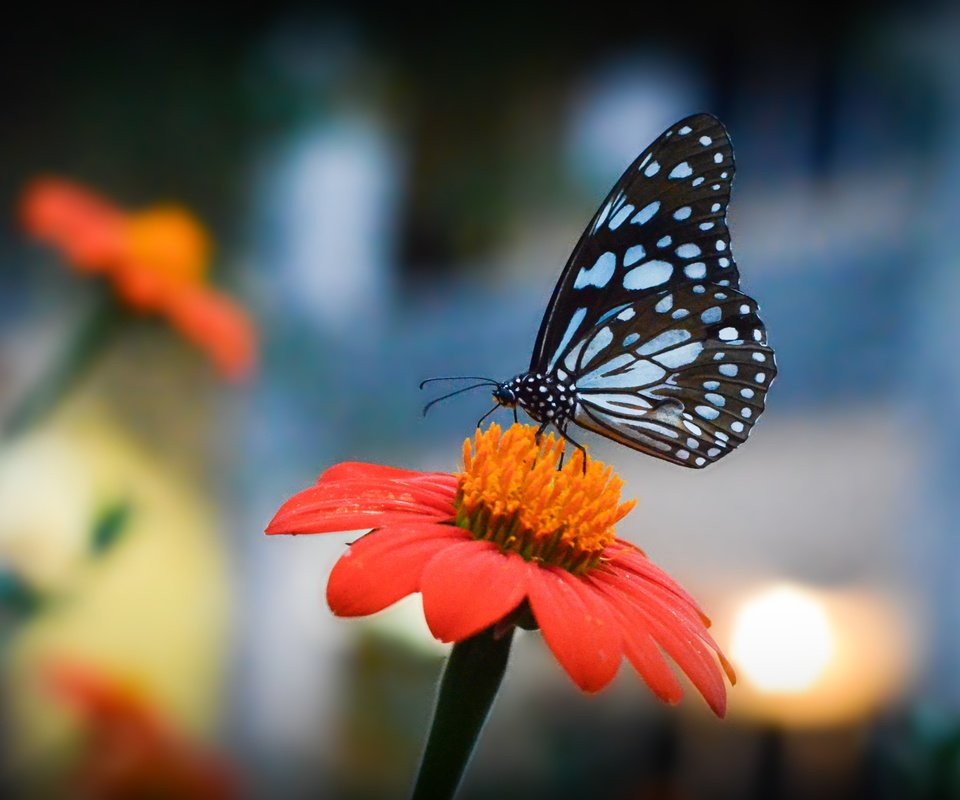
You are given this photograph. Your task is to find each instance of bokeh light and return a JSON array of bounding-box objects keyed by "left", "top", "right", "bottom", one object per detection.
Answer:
[{"left": 731, "top": 584, "right": 834, "bottom": 694}]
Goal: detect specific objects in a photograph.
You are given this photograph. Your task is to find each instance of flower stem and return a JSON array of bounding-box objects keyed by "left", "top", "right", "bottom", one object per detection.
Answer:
[
  {"left": 411, "top": 626, "right": 515, "bottom": 800},
  {"left": 3, "top": 289, "right": 121, "bottom": 439}
]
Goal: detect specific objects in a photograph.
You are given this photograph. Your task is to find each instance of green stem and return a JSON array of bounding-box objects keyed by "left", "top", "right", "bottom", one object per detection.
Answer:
[
  {"left": 411, "top": 626, "right": 515, "bottom": 800},
  {"left": 3, "top": 289, "right": 122, "bottom": 440}
]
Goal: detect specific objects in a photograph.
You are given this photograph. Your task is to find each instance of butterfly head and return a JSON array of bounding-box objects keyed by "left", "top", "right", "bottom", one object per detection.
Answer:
[{"left": 492, "top": 381, "right": 518, "bottom": 408}]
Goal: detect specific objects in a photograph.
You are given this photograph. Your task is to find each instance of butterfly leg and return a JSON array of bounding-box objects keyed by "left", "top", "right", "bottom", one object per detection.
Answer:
[
  {"left": 475, "top": 404, "right": 499, "bottom": 430},
  {"left": 558, "top": 424, "right": 588, "bottom": 474},
  {"left": 513, "top": 407, "right": 518, "bottom": 425},
  {"left": 534, "top": 420, "right": 550, "bottom": 443}
]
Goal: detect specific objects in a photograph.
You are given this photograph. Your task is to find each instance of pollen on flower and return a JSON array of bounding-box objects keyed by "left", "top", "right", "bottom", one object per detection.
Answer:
[{"left": 455, "top": 423, "right": 636, "bottom": 573}]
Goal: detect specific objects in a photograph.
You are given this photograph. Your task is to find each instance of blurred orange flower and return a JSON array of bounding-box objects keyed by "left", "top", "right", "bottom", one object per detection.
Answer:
[
  {"left": 267, "top": 423, "right": 735, "bottom": 715},
  {"left": 20, "top": 178, "right": 256, "bottom": 381},
  {"left": 47, "top": 661, "right": 237, "bottom": 800}
]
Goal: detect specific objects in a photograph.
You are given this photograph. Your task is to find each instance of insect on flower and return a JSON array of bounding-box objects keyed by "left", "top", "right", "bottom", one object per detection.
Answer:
[{"left": 423, "top": 114, "right": 776, "bottom": 468}]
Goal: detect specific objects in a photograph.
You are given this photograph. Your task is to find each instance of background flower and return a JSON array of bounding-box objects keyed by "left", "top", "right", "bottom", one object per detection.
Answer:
[
  {"left": 19, "top": 178, "right": 257, "bottom": 382},
  {"left": 47, "top": 660, "right": 236, "bottom": 799}
]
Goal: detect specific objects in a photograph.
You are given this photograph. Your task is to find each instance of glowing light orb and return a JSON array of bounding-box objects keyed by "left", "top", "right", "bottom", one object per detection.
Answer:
[{"left": 730, "top": 584, "right": 834, "bottom": 693}]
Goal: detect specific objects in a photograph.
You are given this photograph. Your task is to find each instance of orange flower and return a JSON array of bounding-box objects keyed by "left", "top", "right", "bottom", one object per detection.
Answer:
[
  {"left": 267, "top": 423, "right": 735, "bottom": 715},
  {"left": 47, "top": 661, "right": 237, "bottom": 800},
  {"left": 114, "top": 206, "right": 211, "bottom": 311},
  {"left": 20, "top": 178, "right": 256, "bottom": 381}
]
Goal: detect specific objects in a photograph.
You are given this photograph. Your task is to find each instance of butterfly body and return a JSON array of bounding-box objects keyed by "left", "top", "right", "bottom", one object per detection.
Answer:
[
  {"left": 493, "top": 372, "right": 578, "bottom": 426},
  {"left": 436, "top": 113, "right": 776, "bottom": 469}
]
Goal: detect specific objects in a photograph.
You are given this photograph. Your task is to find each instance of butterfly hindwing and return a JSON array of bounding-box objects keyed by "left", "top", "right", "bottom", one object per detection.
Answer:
[
  {"left": 569, "top": 284, "right": 775, "bottom": 467},
  {"left": 529, "top": 113, "right": 776, "bottom": 468}
]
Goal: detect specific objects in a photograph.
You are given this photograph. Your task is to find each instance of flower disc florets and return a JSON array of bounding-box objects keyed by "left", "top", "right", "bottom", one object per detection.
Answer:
[{"left": 454, "top": 424, "right": 636, "bottom": 573}]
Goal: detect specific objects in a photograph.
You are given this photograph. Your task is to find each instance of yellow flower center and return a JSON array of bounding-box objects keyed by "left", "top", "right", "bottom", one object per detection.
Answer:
[
  {"left": 123, "top": 206, "right": 210, "bottom": 286},
  {"left": 454, "top": 423, "right": 636, "bottom": 573}
]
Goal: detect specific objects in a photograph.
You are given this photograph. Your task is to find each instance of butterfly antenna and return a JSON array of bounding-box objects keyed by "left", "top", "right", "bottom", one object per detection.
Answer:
[
  {"left": 422, "top": 383, "right": 495, "bottom": 417},
  {"left": 419, "top": 376, "right": 498, "bottom": 390}
]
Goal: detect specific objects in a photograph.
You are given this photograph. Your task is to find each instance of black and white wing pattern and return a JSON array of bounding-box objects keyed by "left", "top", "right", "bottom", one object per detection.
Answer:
[{"left": 533, "top": 113, "right": 776, "bottom": 468}]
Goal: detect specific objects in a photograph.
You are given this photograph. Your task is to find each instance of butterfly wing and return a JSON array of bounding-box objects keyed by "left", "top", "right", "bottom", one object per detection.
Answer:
[{"left": 532, "top": 113, "right": 776, "bottom": 468}]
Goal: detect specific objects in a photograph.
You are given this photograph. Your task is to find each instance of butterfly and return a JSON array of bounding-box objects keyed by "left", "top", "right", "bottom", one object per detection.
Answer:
[{"left": 423, "top": 113, "right": 776, "bottom": 468}]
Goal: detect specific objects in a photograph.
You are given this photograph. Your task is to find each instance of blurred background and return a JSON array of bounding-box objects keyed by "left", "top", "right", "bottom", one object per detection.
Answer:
[{"left": 1, "top": 3, "right": 958, "bottom": 798}]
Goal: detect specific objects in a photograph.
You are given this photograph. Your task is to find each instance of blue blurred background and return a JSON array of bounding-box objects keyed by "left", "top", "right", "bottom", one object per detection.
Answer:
[{"left": 1, "top": 3, "right": 959, "bottom": 798}]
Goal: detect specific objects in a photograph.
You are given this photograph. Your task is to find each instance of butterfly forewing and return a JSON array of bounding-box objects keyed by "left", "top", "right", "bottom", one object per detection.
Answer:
[{"left": 530, "top": 113, "right": 776, "bottom": 468}]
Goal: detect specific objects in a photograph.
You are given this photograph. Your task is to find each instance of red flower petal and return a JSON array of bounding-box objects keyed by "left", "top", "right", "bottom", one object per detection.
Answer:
[
  {"left": 592, "top": 570, "right": 727, "bottom": 716},
  {"left": 601, "top": 561, "right": 726, "bottom": 663},
  {"left": 319, "top": 462, "right": 458, "bottom": 493},
  {"left": 266, "top": 476, "right": 456, "bottom": 535},
  {"left": 607, "top": 544, "right": 705, "bottom": 616},
  {"left": 20, "top": 178, "right": 125, "bottom": 273},
  {"left": 420, "top": 541, "right": 531, "bottom": 642},
  {"left": 619, "top": 620, "right": 684, "bottom": 706},
  {"left": 305, "top": 468, "right": 456, "bottom": 515},
  {"left": 327, "top": 524, "right": 469, "bottom": 616},
  {"left": 526, "top": 567, "right": 623, "bottom": 693},
  {"left": 164, "top": 287, "right": 257, "bottom": 381},
  {"left": 607, "top": 568, "right": 737, "bottom": 689}
]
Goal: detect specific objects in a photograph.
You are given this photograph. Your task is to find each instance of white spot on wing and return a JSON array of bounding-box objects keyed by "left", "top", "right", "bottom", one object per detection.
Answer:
[
  {"left": 609, "top": 204, "right": 635, "bottom": 230},
  {"left": 594, "top": 200, "right": 612, "bottom": 232},
  {"left": 653, "top": 342, "right": 704, "bottom": 369},
  {"left": 546, "top": 307, "right": 587, "bottom": 372},
  {"left": 623, "top": 245, "right": 646, "bottom": 266},
  {"left": 636, "top": 329, "right": 690, "bottom": 356},
  {"left": 574, "top": 252, "right": 616, "bottom": 289},
  {"left": 623, "top": 261, "right": 673, "bottom": 290},
  {"left": 580, "top": 326, "right": 614, "bottom": 368},
  {"left": 700, "top": 306, "right": 721, "bottom": 324},
  {"left": 669, "top": 162, "right": 693, "bottom": 179},
  {"left": 632, "top": 201, "right": 660, "bottom": 225},
  {"left": 578, "top": 356, "right": 667, "bottom": 389},
  {"left": 719, "top": 326, "right": 738, "bottom": 341}
]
